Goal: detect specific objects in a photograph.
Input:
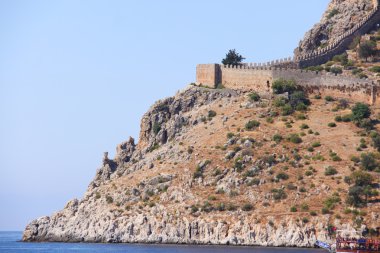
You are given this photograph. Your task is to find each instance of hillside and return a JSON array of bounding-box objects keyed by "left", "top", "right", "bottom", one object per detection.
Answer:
[
  {"left": 23, "top": 84, "right": 380, "bottom": 246},
  {"left": 22, "top": 0, "right": 380, "bottom": 247}
]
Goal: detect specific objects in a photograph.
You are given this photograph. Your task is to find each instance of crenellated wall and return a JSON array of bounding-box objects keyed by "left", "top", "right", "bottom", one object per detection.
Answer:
[
  {"left": 196, "top": 64, "right": 379, "bottom": 105},
  {"left": 295, "top": 2, "right": 380, "bottom": 68}
]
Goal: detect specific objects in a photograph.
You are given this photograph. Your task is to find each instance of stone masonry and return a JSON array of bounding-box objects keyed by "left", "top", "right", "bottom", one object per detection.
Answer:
[{"left": 196, "top": 64, "right": 379, "bottom": 105}]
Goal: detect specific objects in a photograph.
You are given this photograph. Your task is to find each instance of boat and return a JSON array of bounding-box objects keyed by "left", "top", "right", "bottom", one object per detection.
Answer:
[
  {"left": 315, "top": 240, "right": 332, "bottom": 252},
  {"left": 316, "top": 229, "right": 380, "bottom": 253},
  {"left": 336, "top": 237, "right": 380, "bottom": 253}
]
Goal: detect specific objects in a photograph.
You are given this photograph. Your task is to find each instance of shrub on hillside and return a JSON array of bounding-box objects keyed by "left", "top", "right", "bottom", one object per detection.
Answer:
[
  {"left": 272, "top": 188, "right": 287, "bottom": 200},
  {"left": 330, "top": 67, "right": 343, "bottom": 75},
  {"left": 202, "top": 201, "right": 214, "bottom": 213},
  {"left": 310, "top": 211, "right": 317, "bottom": 216},
  {"left": 287, "top": 134, "right": 302, "bottom": 144},
  {"left": 234, "top": 158, "right": 243, "bottom": 172},
  {"left": 327, "top": 8, "right": 339, "bottom": 19},
  {"left": 208, "top": 110, "right": 217, "bottom": 118},
  {"left": 272, "top": 79, "right": 297, "bottom": 94},
  {"left": 345, "top": 184, "right": 377, "bottom": 207},
  {"left": 335, "top": 116, "right": 342, "bottom": 122},
  {"left": 324, "top": 194, "right": 341, "bottom": 209},
  {"left": 341, "top": 114, "right": 352, "bottom": 122},
  {"left": 193, "top": 165, "right": 203, "bottom": 178},
  {"left": 360, "top": 153, "right": 378, "bottom": 171},
  {"left": 276, "top": 172, "right": 289, "bottom": 181},
  {"left": 352, "top": 68, "right": 363, "bottom": 75},
  {"left": 249, "top": 92, "right": 260, "bottom": 102},
  {"left": 358, "top": 40, "right": 377, "bottom": 61},
  {"left": 245, "top": 120, "right": 260, "bottom": 130},
  {"left": 306, "top": 65, "right": 324, "bottom": 72},
  {"left": 216, "top": 203, "right": 226, "bottom": 211},
  {"left": 358, "top": 118, "right": 373, "bottom": 130},
  {"left": 274, "top": 97, "right": 287, "bottom": 107},
  {"left": 242, "top": 203, "right": 254, "bottom": 211},
  {"left": 190, "top": 205, "right": 199, "bottom": 213},
  {"left": 301, "top": 203, "right": 309, "bottom": 211},
  {"left": 305, "top": 170, "right": 313, "bottom": 177},
  {"left": 350, "top": 170, "right": 373, "bottom": 187},
  {"left": 325, "top": 166, "right": 338, "bottom": 176},
  {"left": 337, "top": 99, "right": 349, "bottom": 109},
  {"left": 106, "top": 195, "right": 114, "bottom": 204},
  {"left": 226, "top": 132, "right": 235, "bottom": 139},
  {"left": 372, "top": 134, "right": 380, "bottom": 151},
  {"left": 153, "top": 122, "right": 161, "bottom": 135},
  {"left": 289, "top": 91, "right": 310, "bottom": 107},
  {"left": 281, "top": 104, "right": 294, "bottom": 116},
  {"left": 351, "top": 103, "right": 371, "bottom": 122},
  {"left": 332, "top": 53, "right": 348, "bottom": 65},
  {"left": 272, "top": 134, "right": 283, "bottom": 143},
  {"left": 370, "top": 66, "right": 380, "bottom": 73}
]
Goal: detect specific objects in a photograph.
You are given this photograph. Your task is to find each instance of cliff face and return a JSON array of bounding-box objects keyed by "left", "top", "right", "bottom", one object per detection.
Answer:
[
  {"left": 22, "top": 0, "right": 380, "bottom": 246},
  {"left": 295, "top": 0, "right": 374, "bottom": 56},
  {"left": 22, "top": 84, "right": 380, "bottom": 246}
]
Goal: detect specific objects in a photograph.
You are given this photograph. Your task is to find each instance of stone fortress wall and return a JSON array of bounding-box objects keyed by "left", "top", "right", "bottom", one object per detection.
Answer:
[
  {"left": 196, "top": 0, "right": 380, "bottom": 105},
  {"left": 296, "top": 0, "right": 380, "bottom": 68},
  {"left": 196, "top": 64, "right": 379, "bottom": 105}
]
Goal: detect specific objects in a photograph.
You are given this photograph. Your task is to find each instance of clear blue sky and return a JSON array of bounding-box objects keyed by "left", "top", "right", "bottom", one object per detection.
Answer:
[{"left": 0, "top": 0, "right": 329, "bottom": 231}]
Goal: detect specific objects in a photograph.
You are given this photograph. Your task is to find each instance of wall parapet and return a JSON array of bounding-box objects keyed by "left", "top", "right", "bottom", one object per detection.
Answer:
[
  {"left": 196, "top": 64, "right": 378, "bottom": 105},
  {"left": 242, "top": 57, "right": 294, "bottom": 68},
  {"left": 295, "top": 1, "right": 380, "bottom": 67}
]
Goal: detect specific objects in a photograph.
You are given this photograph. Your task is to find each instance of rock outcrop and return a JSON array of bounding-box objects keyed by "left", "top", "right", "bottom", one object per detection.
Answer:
[{"left": 295, "top": 0, "right": 374, "bottom": 56}]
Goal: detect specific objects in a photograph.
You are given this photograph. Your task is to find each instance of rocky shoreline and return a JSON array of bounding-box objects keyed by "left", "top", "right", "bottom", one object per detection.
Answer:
[{"left": 22, "top": 204, "right": 333, "bottom": 247}]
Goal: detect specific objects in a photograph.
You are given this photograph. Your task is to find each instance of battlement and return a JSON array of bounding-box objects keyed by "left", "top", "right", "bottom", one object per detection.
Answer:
[
  {"left": 196, "top": 63, "right": 379, "bottom": 105},
  {"left": 196, "top": 1, "right": 380, "bottom": 104},
  {"left": 243, "top": 57, "right": 294, "bottom": 68},
  {"left": 242, "top": 1, "right": 380, "bottom": 69},
  {"left": 295, "top": 1, "right": 380, "bottom": 67}
]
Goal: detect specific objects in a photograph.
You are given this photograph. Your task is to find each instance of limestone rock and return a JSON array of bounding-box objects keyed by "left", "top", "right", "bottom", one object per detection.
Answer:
[{"left": 295, "top": 0, "right": 373, "bottom": 56}]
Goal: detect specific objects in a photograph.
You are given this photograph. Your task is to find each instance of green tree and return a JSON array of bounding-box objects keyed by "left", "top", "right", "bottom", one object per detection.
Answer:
[
  {"left": 361, "top": 153, "right": 378, "bottom": 171},
  {"left": 222, "top": 49, "right": 245, "bottom": 66},
  {"left": 351, "top": 103, "right": 371, "bottom": 122},
  {"left": 372, "top": 135, "right": 380, "bottom": 151},
  {"left": 350, "top": 170, "right": 373, "bottom": 187},
  {"left": 346, "top": 186, "right": 365, "bottom": 207},
  {"left": 358, "top": 41, "right": 377, "bottom": 61}
]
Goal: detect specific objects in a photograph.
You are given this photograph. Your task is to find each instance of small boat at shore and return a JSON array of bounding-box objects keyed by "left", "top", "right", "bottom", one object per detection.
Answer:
[
  {"left": 316, "top": 229, "right": 380, "bottom": 253},
  {"left": 335, "top": 238, "right": 380, "bottom": 253}
]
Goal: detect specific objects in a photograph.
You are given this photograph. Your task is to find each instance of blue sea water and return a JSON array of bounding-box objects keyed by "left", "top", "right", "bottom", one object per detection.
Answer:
[{"left": 0, "top": 231, "right": 326, "bottom": 253}]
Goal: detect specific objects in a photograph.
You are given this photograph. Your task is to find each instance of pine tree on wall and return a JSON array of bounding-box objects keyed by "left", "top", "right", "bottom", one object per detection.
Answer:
[{"left": 222, "top": 49, "right": 245, "bottom": 66}]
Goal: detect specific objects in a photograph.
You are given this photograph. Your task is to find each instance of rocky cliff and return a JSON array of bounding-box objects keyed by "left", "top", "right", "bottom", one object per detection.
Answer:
[
  {"left": 23, "top": 0, "right": 380, "bottom": 247},
  {"left": 23, "top": 84, "right": 380, "bottom": 246},
  {"left": 295, "top": 0, "right": 374, "bottom": 56}
]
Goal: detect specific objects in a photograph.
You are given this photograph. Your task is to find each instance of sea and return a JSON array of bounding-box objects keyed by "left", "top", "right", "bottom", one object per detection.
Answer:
[{"left": 0, "top": 231, "right": 326, "bottom": 253}]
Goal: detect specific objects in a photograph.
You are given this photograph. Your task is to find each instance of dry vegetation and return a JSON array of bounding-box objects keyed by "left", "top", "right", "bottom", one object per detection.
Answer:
[{"left": 93, "top": 81, "right": 380, "bottom": 231}]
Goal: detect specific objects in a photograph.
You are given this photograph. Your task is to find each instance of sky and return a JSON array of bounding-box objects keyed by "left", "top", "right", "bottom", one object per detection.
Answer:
[{"left": 0, "top": 0, "right": 330, "bottom": 231}]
